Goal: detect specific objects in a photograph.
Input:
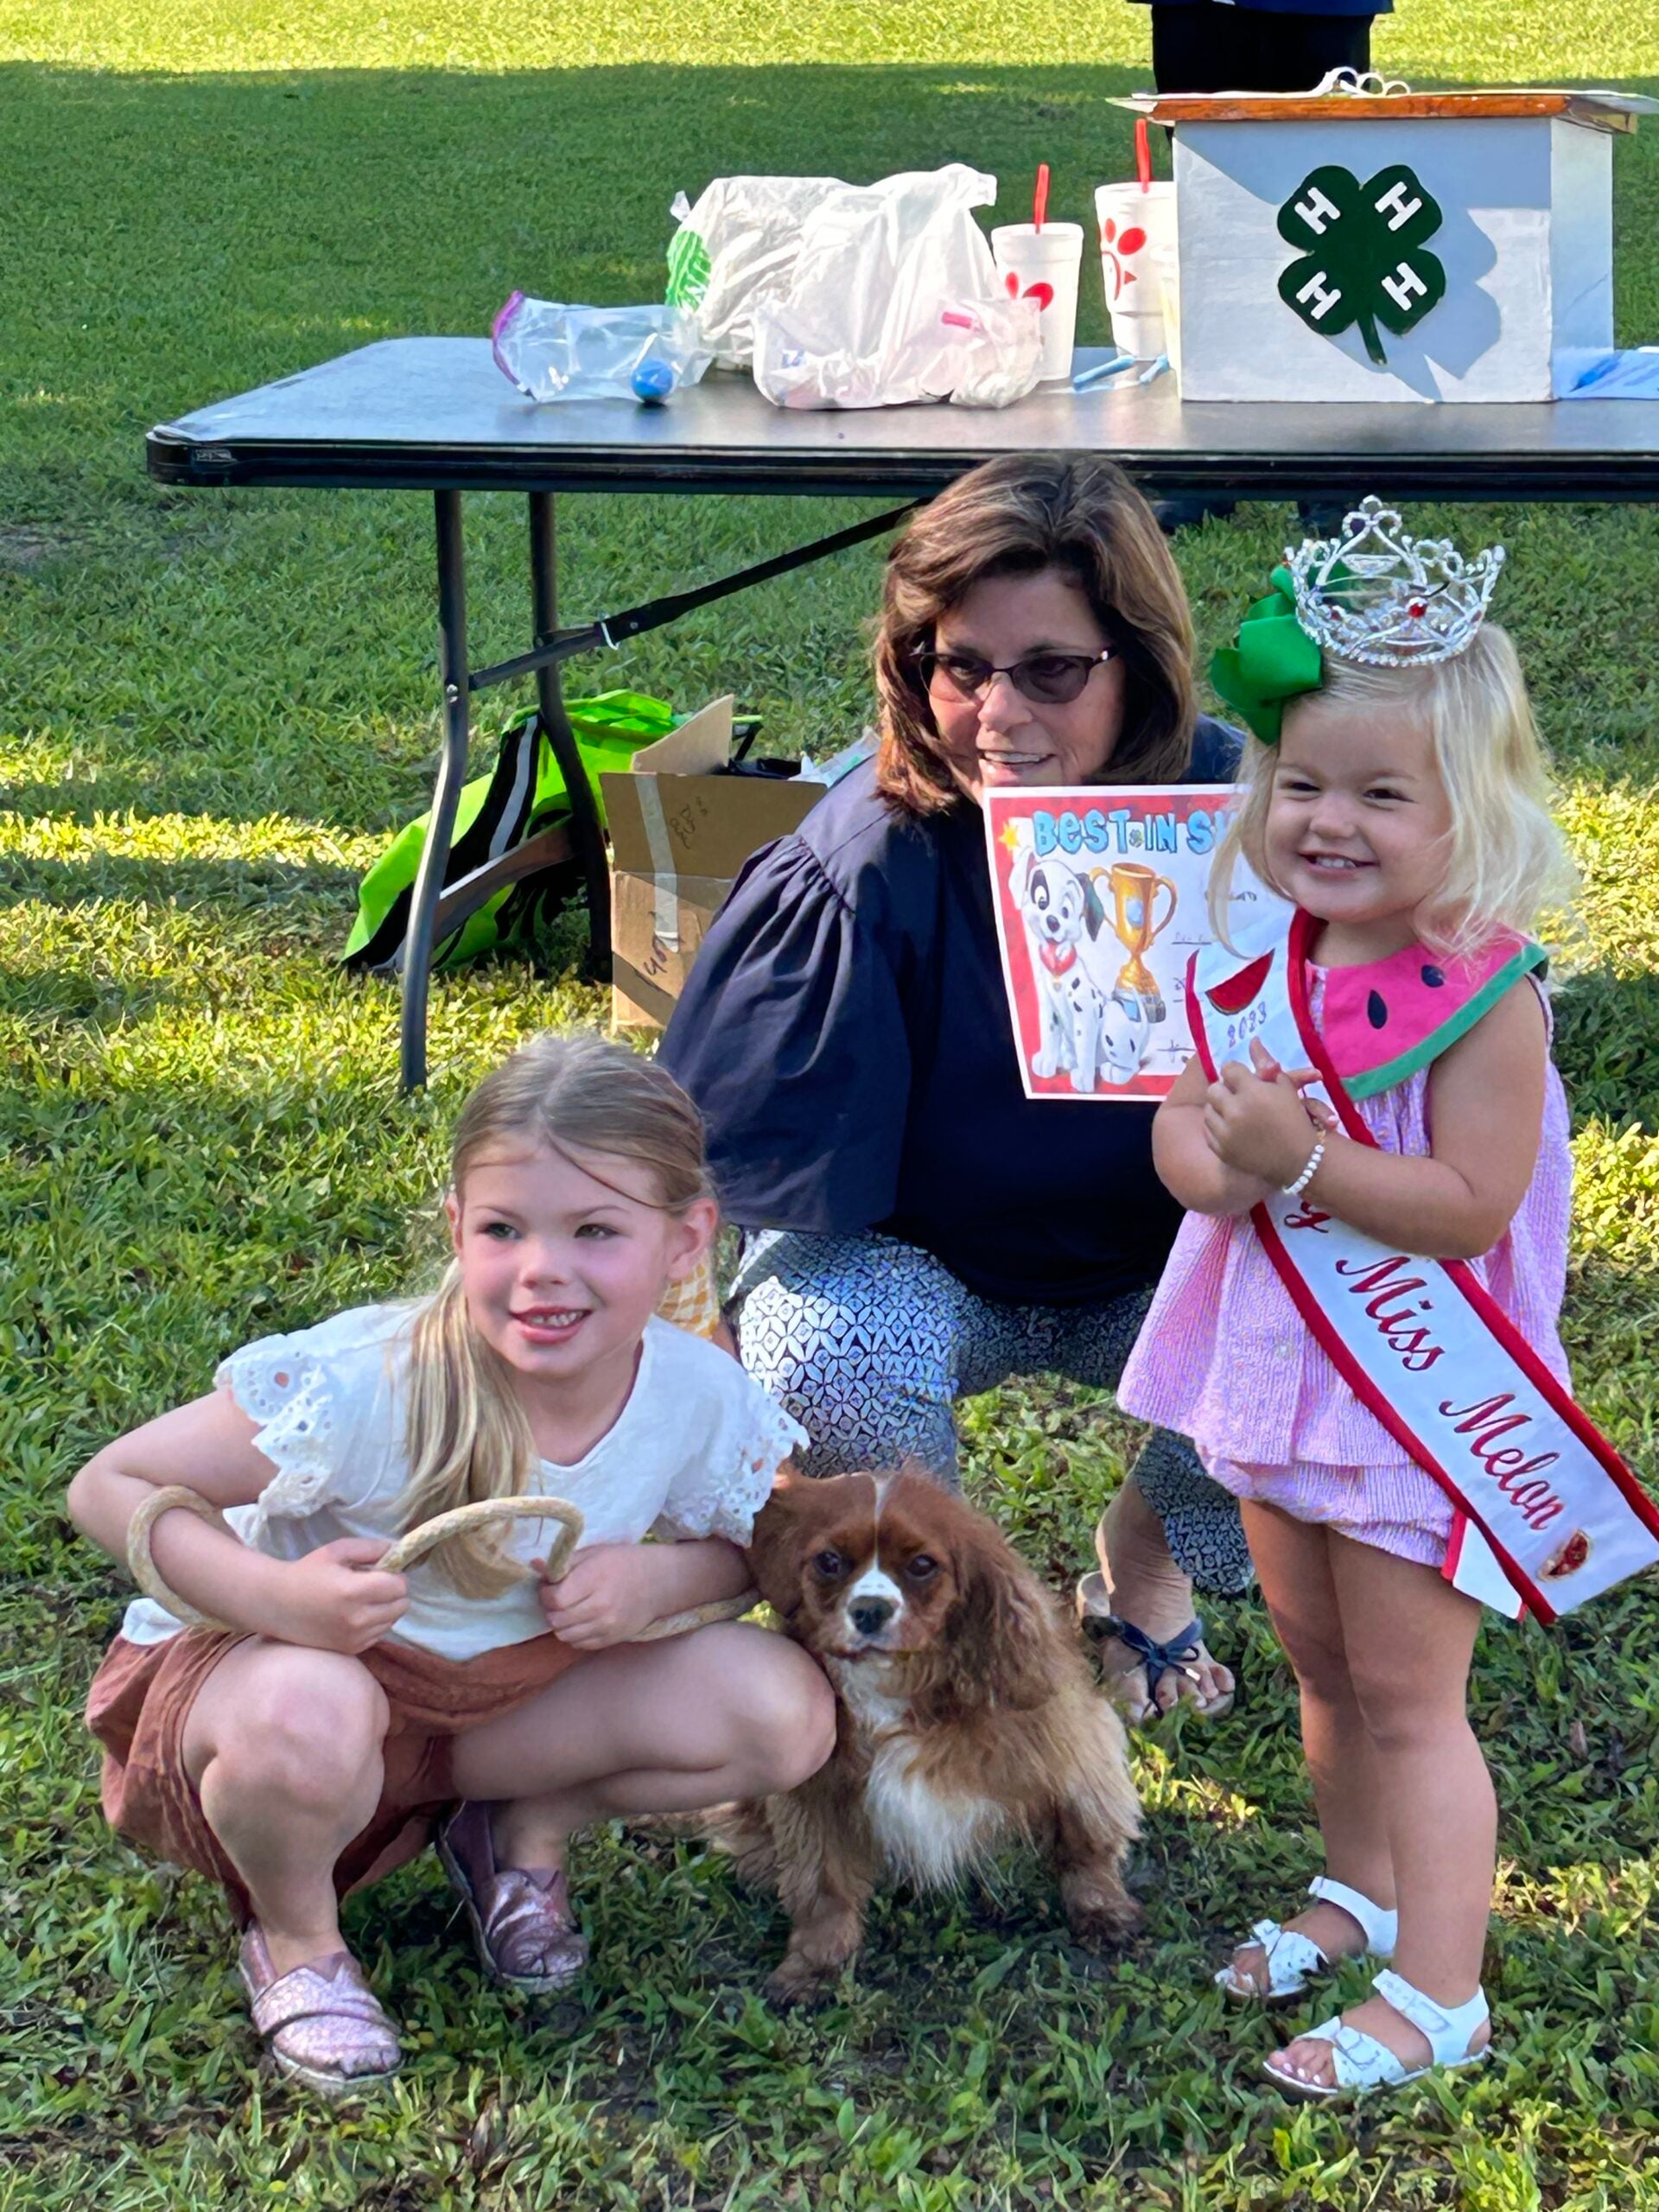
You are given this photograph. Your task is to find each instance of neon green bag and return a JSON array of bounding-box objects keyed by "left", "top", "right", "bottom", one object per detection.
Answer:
[{"left": 343, "top": 691, "right": 678, "bottom": 973}]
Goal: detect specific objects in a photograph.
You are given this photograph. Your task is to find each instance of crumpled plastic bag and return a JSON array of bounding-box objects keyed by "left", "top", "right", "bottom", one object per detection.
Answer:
[
  {"left": 748, "top": 166, "right": 1043, "bottom": 411},
  {"left": 491, "top": 293, "right": 711, "bottom": 404},
  {"left": 665, "top": 175, "right": 849, "bottom": 370}
]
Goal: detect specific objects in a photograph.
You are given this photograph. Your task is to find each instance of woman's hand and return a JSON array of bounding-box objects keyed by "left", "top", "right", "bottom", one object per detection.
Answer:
[
  {"left": 535, "top": 1543, "right": 670, "bottom": 1650},
  {"left": 254, "top": 1540, "right": 410, "bottom": 1655},
  {"left": 1204, "top": 1039, "right": 1325, "bottom": 1186}
]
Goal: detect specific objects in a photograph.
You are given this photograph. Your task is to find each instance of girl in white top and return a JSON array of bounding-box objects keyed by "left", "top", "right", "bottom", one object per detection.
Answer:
[{"left": 73, "top": 1033, "right": 835, "bottom": 2100}]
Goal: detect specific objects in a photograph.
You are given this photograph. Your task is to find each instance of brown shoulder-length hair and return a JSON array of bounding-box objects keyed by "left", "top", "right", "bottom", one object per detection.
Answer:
[{"left": 874, "top": 454, "right": 1197, "bottom": 817}]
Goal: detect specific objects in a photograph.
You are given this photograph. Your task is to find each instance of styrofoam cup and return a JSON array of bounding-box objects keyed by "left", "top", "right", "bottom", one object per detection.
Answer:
[
  {"left": 1094, "top": 182, "right": 1174, "bottom": 359},
  {"left": 990, "top": 222, "right": 1084, "bottom": 383}
]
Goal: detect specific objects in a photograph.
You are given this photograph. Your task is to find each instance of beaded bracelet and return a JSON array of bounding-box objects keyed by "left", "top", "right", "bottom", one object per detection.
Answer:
[{"left": 1281, "top": 1138, "right": 1326, "bottom": 1200}]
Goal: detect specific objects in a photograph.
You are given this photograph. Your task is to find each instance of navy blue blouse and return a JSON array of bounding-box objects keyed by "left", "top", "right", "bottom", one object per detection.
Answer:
[{"left": 660, "top": 718, "right": 1241, "bottom": 1307}]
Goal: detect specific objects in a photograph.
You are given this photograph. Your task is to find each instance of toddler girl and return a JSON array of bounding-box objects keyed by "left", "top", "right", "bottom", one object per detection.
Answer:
[
  {"left": 72, "top": 1032, "right": 835, "bottom": 2098},
  {"left": 1120, "top": 504, "right": 1589, "bottom": 2099}
]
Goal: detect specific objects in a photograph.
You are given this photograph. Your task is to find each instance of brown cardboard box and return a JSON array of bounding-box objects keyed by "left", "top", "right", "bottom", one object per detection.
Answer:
[{"left": 601, "top": 697, "right": 828, "bottom": 1033}]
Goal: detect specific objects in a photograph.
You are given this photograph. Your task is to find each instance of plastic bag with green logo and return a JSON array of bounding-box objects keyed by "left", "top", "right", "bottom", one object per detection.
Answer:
[
  {"left": 343, "top": 692, "right": 678, "bottom": 974},
  {"left": 666, "top": 175, "right": 846, "bottom": 369}
]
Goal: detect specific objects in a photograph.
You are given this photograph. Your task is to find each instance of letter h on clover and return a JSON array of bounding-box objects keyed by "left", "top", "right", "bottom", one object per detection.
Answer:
[{"left": 1276, "top": 163, "right": 1446, "bottom": 367}]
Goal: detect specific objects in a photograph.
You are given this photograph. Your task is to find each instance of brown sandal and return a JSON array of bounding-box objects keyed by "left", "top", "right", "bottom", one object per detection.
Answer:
[{"left": 238, "top": 1926, "right": 402, "bottom": 2099}]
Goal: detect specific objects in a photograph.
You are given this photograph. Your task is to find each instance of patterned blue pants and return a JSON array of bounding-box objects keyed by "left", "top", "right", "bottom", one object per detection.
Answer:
[{"left": 732, "top": 1229, "right": 1252, "bottom": 1597}]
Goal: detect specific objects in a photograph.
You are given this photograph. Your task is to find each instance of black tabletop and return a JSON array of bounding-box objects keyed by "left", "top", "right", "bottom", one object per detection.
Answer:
[{"left": 146, "top": 337, "right": 1659, "bottom": 503}]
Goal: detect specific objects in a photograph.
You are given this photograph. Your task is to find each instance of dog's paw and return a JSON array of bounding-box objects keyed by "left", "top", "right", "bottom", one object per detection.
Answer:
[
  {"left": 764, "top": 1959, "right": 839, "bottom": 2010},
  {"left": 1063, "top": 1890, "right": 1143, "bottom": 1949}
]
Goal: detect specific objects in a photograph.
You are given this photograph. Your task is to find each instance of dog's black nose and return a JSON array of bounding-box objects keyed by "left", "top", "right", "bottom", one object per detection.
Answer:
[{"left": 850, "top": 1596, "right": 895, "bottom": 1637}]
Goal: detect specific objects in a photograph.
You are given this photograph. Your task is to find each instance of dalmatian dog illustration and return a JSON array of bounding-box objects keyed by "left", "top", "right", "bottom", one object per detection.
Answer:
[{"left": 1019, "top": 855, "right": 1153, "bottom": 1093}]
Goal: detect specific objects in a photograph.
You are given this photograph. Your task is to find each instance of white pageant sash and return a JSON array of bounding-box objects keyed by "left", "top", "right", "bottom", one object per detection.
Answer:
[{"left": 1187, "top": 911, "right": 1659, "bottom": 1623}]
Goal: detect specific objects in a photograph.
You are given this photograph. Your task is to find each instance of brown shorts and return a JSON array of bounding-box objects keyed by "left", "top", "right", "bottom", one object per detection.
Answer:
[{"left": 86, "top": 1626, "right": 587, "bottom": 1923}]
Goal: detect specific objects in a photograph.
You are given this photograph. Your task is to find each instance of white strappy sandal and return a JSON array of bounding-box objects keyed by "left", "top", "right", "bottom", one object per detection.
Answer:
[
  {"left": 1213, "top": 1874, "right": 1398, "bottom": 2004},
  {"left": 1263, "top": 1968, "right": 1491, "bottom": 2102}
]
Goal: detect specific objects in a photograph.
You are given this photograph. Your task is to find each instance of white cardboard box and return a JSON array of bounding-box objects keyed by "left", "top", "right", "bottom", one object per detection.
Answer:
[{"left": 1132, "top": 90, "right": 1650, "bottom": 404}]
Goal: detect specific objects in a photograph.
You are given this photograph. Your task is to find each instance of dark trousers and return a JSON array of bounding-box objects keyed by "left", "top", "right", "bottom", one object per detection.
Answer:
[{"left": 1150, "top": 4, "right": 1372, "bottom": 95}]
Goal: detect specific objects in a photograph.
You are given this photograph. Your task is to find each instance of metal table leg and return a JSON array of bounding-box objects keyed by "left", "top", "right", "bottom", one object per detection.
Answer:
[
  {"left": 530, "top": 492, "right": 611, "bottom": 979},
  {"left": 393, "top": 493, "right": 911, "bottom": 1085},
  {"left": 400, "top": 488, "right": 473, "bottom": 1091}
]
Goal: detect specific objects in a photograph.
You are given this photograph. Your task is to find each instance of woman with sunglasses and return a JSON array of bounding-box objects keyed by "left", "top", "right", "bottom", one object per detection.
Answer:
[{"left": 659, "top": 455, "right": 1246, "bottom": 1721}]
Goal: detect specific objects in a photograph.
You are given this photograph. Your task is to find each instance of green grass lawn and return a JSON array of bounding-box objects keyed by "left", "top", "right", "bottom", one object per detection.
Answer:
[{"left": 4, "top": 2, "right": 1659, "bottom": 2204}]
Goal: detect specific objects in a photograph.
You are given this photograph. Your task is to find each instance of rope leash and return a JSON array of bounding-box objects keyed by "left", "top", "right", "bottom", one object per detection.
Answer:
[{"left": 126, "top": 1487, "right": 758, "bottom": 1643}]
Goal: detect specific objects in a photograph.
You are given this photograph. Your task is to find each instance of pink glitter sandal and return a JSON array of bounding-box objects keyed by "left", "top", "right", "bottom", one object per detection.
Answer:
[
  {"left": 238, "top": 1925, "right": 402, "bottom": 2099},
  {"left": 438, "top": 1800, "right": 588, "bottom": 1993}
]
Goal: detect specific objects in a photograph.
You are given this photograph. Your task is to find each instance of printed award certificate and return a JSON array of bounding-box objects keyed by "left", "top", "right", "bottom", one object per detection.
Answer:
[{"left": 983, "top": 784, "right": 1283, "bottom": 1103}]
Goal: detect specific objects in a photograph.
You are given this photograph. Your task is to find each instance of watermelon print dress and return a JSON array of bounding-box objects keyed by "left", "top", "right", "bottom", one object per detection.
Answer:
[{"left": 1118, "top": 950, "right": 1574, "bottom": 1571}]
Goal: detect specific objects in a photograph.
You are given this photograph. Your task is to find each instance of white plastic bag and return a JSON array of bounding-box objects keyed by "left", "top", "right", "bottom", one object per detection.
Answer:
[
  {"left": 666, "top": 175, "right": 849, "bottom": 370},
  {"left": 749, "top": 167, "right": 1043, "bottom": 411},
  {"left": 491, "top": 294, "right": 711, "bottom": 404}
]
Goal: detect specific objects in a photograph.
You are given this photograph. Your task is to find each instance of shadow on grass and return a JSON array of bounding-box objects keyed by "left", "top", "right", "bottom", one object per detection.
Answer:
[
  {"left": 0, "top": 763, "right": 415, "bottom": 831},
  {"left": 0, "top": 852, "right": 362, "bottom": 914}
]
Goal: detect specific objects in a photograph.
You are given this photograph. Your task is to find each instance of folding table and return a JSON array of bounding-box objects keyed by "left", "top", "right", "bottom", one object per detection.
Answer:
[{"left": 147, "top": 336, "right": 1659, "bottom": 1086}]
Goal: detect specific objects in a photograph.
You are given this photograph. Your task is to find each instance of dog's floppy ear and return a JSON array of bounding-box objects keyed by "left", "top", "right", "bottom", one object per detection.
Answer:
[
  {"left": 1082, "top": 870, "right": 1108, "bottom": 941},
  {"left": 948, "top": 1528, "right": 1060, "bottom": 1713},
  {"left": 1017, "top": 849, "right": 1039, "bottom": 907},
  {"left": 745, "top": 1470, "right": 809, "bottom": 1619}
]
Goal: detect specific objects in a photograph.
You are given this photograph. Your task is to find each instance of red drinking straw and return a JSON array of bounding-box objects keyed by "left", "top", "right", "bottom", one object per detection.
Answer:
[
  {"left": 1135, "top": 117, "right": 1152, "bottom": 191},
  {"left": 1033, "top": 162, "right": 1049, "bottom": 232}
]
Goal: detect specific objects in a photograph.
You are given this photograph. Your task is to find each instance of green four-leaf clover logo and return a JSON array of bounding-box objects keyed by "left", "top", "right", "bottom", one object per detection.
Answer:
[{"left": 1277, "top": 164, "right": 1446, "bottom": 367}]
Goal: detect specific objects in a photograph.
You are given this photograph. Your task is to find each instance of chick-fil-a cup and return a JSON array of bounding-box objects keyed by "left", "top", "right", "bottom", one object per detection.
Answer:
[
  {"left": 1094, "top": 181, "right": 1174, "bottom": 359},
  {"left": 990, "top": 221, "right": 1084, "bottom": 384}
]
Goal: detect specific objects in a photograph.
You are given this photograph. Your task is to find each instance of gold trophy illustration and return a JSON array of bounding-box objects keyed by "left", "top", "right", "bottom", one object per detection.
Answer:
[{"left": 1105, "top": 861, "right": 1177, "bottom": 1023}]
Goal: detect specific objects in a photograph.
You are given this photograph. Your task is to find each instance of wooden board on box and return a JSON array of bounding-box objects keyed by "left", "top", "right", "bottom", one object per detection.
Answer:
[{"left": 1123, "top": 91, "right": 1650, "bottom": 132}]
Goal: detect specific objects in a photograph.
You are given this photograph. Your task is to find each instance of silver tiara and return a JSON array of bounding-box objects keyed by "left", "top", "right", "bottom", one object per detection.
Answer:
[{"left": 1284, "top": 496, "right": 1504, "bottom": 666}]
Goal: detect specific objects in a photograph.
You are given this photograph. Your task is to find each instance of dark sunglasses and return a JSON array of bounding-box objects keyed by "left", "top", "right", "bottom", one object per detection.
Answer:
[{"left": 912, "top": 644, "right": 1116, "bottom": 706}]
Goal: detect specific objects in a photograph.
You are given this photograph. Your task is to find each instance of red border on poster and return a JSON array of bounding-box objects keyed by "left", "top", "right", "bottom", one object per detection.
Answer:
[{"left": 983, "top": 784, "right": 1254, "bottom": 1103}]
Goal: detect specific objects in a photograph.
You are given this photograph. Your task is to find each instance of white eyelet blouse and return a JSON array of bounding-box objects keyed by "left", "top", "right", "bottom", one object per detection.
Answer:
[{"left": 118, "top": 1305, "right": 805, "bottom": 1660}]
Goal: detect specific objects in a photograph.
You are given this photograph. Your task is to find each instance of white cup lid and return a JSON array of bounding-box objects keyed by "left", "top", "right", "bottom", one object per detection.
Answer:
[{"left": 992, "top": 221, "right": 1084, "bottom": 244}]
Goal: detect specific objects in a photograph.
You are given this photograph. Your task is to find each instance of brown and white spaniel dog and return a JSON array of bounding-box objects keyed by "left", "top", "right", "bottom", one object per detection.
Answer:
[{"left": 716, "top": 1470, "right": 1141, "bottom": 2004}]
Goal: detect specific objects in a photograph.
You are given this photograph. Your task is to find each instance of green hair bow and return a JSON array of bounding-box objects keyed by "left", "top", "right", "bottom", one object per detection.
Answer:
[{"left": 1208, "top": 564, "right": 1324, "bottom": 747}]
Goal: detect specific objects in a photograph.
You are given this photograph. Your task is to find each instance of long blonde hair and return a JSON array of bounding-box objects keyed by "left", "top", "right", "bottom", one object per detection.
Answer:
[
  {"left": 1211, "top": 624, "right": 1575, "bottom": 959},
  {"left": 397, "top": 1033, "right": 713, "bottom": 1596}
]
